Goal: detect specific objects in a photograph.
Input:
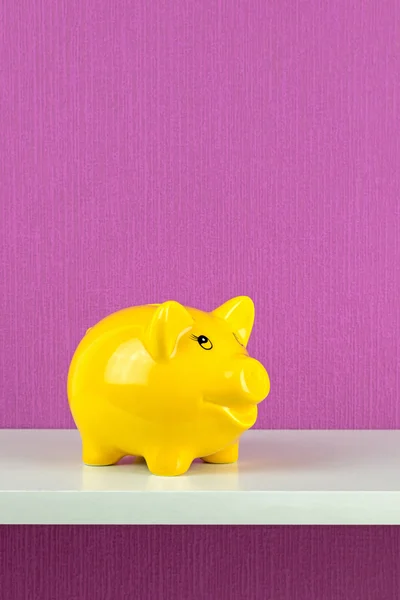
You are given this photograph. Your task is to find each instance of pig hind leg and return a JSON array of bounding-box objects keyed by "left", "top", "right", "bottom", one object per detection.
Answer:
[{"left": 82, "top": 439, "right": 123, "bottom": 466}]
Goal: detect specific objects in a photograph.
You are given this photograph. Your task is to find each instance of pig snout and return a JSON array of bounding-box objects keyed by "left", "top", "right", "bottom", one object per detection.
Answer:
[{"left": 237, "top": 357, "right": 270, "bottom": 404}]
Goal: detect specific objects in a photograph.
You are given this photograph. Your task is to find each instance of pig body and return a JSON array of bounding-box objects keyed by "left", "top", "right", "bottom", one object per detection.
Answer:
[{"left": 67, "top": 296, "right": 270, "bottom": 476}]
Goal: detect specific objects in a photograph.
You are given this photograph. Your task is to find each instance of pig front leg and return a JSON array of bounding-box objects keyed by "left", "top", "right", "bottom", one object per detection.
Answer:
[
  {"left": 145, "top": 451, "right": 192, "bottom": 476},
  {"left": 82, "top": 440, "right": 123, "bottom": 466},
  {"left": 201, "top": 441, "right": 239, "bottom": 464}
]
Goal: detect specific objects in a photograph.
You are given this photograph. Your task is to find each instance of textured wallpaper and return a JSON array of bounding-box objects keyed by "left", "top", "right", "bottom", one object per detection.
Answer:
[
  {"left": 1, "top": 0, "right": 399, "bottom": 429},
  {"left": 1, "top": 1, "right": 400, "bottom": 598},
  {"left": 1, "top": 526, "right": 400, "bottom": 600}
]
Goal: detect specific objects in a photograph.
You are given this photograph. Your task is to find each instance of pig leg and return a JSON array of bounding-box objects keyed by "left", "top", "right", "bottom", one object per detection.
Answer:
[
  {"left": 145, "top": 451, "right": 192, "bottom": 476},
  {"left": 201, "top": 442, "right": 239, "bottom": 464},
  {"left": 82, "top": 440, "right": 123, "bottom": 466}
]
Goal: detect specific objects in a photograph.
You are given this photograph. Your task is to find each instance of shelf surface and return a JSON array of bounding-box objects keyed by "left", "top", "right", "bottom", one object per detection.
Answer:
[{"left": 0, "top": 429, "right": 399, "bottom": 525}]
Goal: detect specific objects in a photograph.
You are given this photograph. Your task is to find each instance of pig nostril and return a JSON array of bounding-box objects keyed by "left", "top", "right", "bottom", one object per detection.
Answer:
[{"left": 240, "top": 360, "right": 270, "bottom": 403}]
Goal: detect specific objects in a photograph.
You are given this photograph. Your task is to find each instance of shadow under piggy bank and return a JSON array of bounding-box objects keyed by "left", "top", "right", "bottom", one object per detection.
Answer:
[{"left": 80, "top": 457, "right": 240, "bottom": 491}]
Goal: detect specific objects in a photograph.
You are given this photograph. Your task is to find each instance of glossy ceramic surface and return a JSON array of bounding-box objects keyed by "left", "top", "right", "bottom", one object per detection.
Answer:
[{"left": 67, "top": 296, "right": 270, "bottom": 476}]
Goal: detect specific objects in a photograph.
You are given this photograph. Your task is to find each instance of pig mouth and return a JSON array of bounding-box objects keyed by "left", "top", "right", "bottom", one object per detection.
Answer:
[{"left": 203, "top": 397, "right": 258, "bottom": 427}]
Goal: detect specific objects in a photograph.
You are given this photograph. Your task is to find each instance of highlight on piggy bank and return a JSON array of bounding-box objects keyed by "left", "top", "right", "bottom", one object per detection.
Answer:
[{"left": 67, "top": 296, "right": 270, "bottom": 476}]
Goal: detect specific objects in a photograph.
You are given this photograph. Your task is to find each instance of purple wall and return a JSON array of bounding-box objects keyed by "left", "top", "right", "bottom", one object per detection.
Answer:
[
  {"left": 1, "top": 1, "right": 400, "bottom": 598},
  {"left": 1, "top": 0, "right": 400, "bottom": 429},
  {"left": 1, "top": 526, "right": 400, "bottom": 600}
]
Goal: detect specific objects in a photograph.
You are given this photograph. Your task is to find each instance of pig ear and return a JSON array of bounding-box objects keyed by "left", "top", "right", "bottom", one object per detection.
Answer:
[
  {"left": 144, "top": 301, "right": 194, "bottom": 361},
  {"left": 212, "top": 296, "right": 255, "bottom": 347}
]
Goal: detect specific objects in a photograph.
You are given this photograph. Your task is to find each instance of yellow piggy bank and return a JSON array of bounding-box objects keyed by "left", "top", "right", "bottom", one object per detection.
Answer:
[{"left": 67, "top": 296, "right": 270, "bottom": 476}]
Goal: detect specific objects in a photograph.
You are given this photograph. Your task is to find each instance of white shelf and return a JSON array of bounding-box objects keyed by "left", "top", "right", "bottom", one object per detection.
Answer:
[{"left": 1, "top": 429, "right": 399, "bottom": 525}]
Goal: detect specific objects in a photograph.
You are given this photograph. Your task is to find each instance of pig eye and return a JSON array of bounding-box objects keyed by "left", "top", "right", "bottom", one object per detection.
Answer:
[{"left": 190, "top": 334, "right": 213, "bottom": 350}]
